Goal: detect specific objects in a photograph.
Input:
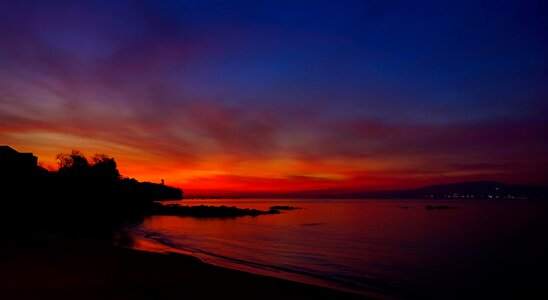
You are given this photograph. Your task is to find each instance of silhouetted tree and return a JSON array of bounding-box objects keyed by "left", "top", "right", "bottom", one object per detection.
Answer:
[
  {"left": 55, "top": 153, "right": 72, "bottom": 169},
  {"left": 2, "top": 145, "right": 183, "bottom": 241},
  {"left": 56, "top": 150, "right": 89, "bottom": 173},
  {"left": 91, "top": 153, "right": 110, "bottom": 165},
  {"left": 90, "top": 153, "right": 120, "bottom": 180}
]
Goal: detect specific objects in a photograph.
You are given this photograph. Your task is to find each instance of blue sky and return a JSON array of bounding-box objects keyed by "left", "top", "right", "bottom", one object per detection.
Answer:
[{"left": 1, "top": 0, "right": 547, "bottom": 192}]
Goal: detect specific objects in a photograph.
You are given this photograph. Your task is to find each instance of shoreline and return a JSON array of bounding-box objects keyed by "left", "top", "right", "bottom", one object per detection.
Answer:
[
  {"left": 0, "top": 234, "right": 367, "bottom": 300},
  {"left": 127, "top": 231, "right": 379, "bottom": 298}
]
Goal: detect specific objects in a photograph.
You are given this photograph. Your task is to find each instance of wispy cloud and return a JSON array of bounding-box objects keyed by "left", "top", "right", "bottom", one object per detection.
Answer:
[{"left": 1, "top": 0, "right": 547, "bottom": 193}]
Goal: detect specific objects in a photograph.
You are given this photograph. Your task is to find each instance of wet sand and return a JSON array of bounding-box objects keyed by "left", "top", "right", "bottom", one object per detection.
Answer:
[{"left": 0, "top": 236, "right": 365, "bottom": 300}]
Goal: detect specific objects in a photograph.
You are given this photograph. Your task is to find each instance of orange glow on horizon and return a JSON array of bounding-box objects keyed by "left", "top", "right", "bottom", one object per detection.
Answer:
[
  {"left": 5, "top": 143, "right": 501, "bottom": 197},
  {"left": 2, "top": 123, "right": 545, "bottom": 197}
]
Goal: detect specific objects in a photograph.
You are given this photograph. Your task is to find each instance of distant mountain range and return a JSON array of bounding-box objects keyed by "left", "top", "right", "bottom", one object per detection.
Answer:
[
  {"left": 341, "top": 181, "right": 548, "bottom": 200},
  {"left": 190, "top": 181, "right": 548, "bottom": 200}
]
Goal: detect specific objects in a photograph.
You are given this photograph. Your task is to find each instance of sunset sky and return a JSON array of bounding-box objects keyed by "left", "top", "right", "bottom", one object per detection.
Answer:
[{"left": 1, "top": 1, "right": 547, "bottom": 195}]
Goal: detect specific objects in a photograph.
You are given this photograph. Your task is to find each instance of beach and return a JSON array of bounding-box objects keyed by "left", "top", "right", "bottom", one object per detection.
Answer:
[
  {"left": 0, "top": 235, "right": 364, "bottom": 300},
  {"left": 128, "top": 199, "right": 548, "bottom": 299}
]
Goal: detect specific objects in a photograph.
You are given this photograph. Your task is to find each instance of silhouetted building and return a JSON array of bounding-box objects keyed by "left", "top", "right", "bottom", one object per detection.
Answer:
[{"left": 0, "top": 146, "right": 38, "bottom": 172}]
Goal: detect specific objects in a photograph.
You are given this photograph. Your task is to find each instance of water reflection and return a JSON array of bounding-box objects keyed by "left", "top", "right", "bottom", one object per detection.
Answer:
[{"left": 125, "top": 199, "right": 548, "bottom": 298}]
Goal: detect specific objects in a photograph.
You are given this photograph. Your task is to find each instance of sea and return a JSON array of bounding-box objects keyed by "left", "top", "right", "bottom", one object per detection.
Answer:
[{"left": 123, "top": 199, "right": 548, "bottom": 299}]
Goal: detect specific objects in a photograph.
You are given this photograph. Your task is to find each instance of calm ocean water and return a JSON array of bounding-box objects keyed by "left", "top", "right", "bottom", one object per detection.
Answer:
[{"left": 123, "top": 199, "right": 548, "bottom": 299}]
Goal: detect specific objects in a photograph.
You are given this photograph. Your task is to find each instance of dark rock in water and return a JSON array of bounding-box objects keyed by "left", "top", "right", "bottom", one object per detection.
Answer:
[
  {"left": 425, "top": 205, "right": 458, "bottom": 210},
  {"left": 301, "top": 223, "right": 324, "bottom": 226},
  {"left": 269, "top": 205, "right": 302, "bottom": 210},
  {"left": 151, "top": 203, "right": 281, "bottom": 218}
]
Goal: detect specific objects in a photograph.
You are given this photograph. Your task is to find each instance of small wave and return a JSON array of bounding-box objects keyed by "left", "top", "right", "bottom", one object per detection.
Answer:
[
  {"left": 301, "top": 223, "right": 325, "bottom": 226},
  {"left": 140, "top": 231, "right": 415, "bottom": 298}
]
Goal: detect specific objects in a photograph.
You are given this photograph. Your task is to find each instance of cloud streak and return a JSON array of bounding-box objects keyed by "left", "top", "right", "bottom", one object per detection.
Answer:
[{"left": 1, "top": 1, "right": 547, "bottom": 194}]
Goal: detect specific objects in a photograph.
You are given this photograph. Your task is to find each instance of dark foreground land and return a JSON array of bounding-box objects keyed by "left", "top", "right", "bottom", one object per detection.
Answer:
[
  {"left": 0, "top": 147, "right": 364, "bottom": 299},
  {"left": 0, "top": 235, "right": 364, "bottom": 300}
]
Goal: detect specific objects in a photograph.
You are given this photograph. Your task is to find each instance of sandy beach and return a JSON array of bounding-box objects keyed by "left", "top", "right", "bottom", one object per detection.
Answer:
[{"left": 0, "top": 235, "right": 365, "bottom": 300}]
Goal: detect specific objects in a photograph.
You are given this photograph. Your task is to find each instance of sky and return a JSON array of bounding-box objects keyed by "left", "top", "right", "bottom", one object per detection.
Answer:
[{"left": 1, "top": 0, "right": 547, "bottom": 195}]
